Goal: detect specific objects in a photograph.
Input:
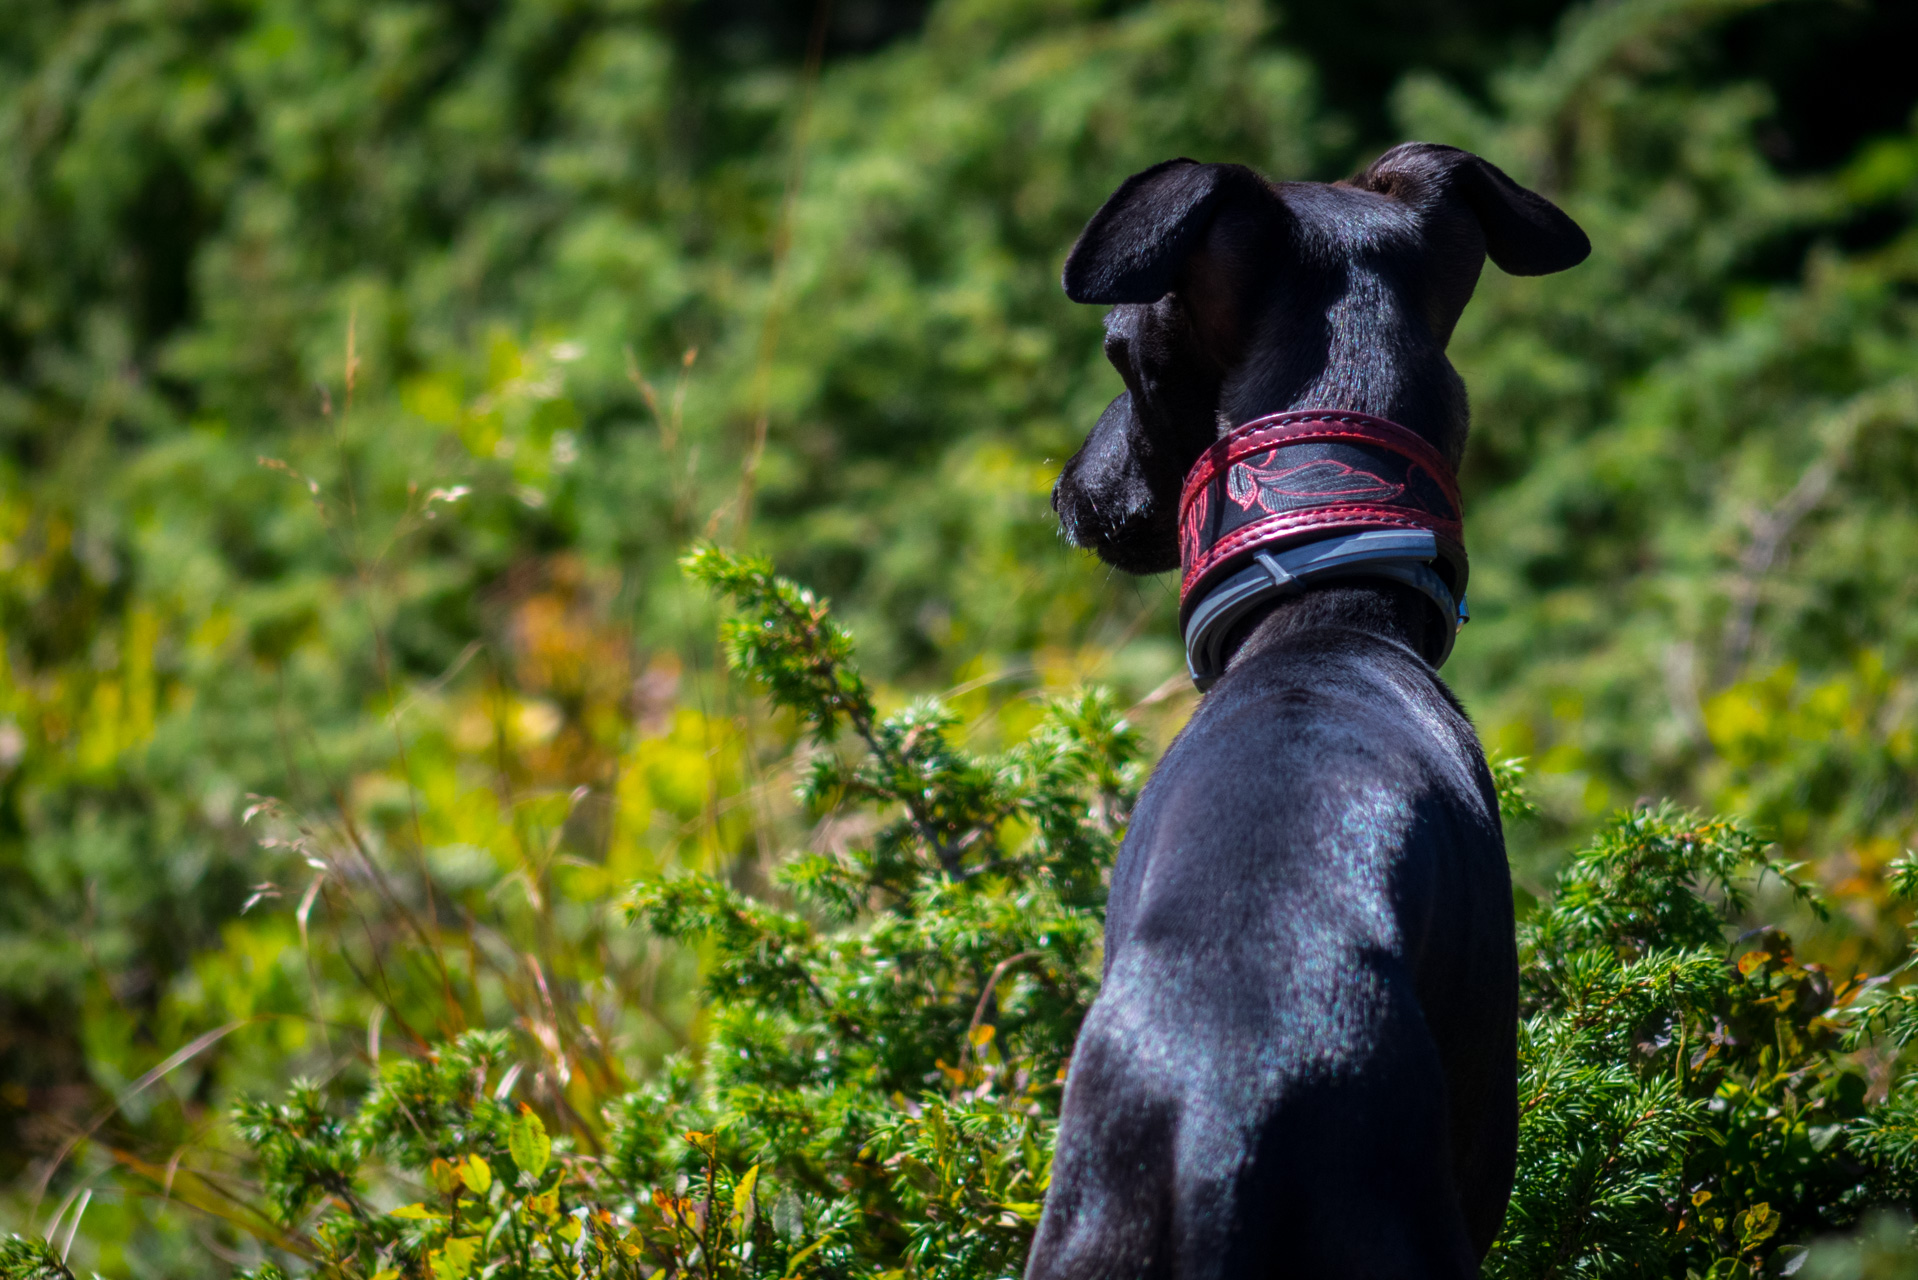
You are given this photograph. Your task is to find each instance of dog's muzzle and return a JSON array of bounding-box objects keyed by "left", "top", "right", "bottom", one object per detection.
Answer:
[{"left": 1179, "top": 410, "right": 1469, "bottom": 689}]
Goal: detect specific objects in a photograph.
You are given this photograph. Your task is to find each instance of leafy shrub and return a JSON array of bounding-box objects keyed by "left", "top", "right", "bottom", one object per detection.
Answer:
[
  {"left": 13, "top": 552, "right": 1915, "bottom": 1279},
  {"left": 1497, "top": 811, "right": 1901, "bottom": 1278}
]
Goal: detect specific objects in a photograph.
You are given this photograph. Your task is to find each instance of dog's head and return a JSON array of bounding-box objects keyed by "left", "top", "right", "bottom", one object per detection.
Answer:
[{"left": 1052, "top": 144, "right": 1589, "bottom": 575}]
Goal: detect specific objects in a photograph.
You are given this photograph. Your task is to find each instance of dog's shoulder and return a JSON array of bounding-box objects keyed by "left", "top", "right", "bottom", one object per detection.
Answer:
[
  {"left": 1178, "top": 630, "right": 1484, "bottom": 792},
  {"left": 1111, "top": 633, "right": 1497, "bottom": 942}
]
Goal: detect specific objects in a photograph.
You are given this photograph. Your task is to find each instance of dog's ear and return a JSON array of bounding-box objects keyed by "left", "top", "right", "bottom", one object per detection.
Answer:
[
  {"left": 1358, "top": 143, "right": 1590, "bottom": 276},
  {"left": 1062, "top": 160, "right": 1276, "bottom": 304}
]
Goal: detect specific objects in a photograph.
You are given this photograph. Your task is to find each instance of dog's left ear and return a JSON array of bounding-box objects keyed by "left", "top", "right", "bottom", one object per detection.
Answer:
[
  {"left": 1062, "top": 159, "right": 1280, "bottom": 304},
  {"left": 1357, "top": 143, "right": 1590, "bottom": 276}
]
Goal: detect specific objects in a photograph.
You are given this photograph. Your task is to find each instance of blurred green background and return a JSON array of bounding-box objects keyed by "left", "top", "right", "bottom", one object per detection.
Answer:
[{"left": 4, "top": 0, "right": 1918, "bottom": 1271}]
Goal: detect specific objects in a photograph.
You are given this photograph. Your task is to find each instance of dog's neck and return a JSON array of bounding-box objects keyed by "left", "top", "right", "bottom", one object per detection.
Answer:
[
  {"left": 1220, "top": 579, "right": 1440, "bottom": 678},
  {"left": 1204, "top": 342, "right": 1464, "bottom": 680},
  {"left": 1199, "top": 261, "right": 1471, "bottom": 679}
]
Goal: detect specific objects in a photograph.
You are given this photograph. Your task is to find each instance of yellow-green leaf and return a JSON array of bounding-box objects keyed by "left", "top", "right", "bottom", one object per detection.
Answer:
[
  {"left": 509, "top": 1106, "right": 552, "bottom": 1181},
  {"left": 459, "top": 1153, "right": 493, "bottom": 1195},
  {"left": 732, "top": 1164, "right": 759, "bottom": 1227},
  {"left": 999, "top": 1200, "right": 1043, "bottom": 1223},
  {"left": 372, "top": 1272, "right": 401, "bottom": 1280},
  {"left": 1738, "top": 1202, "right": 1781, "bottom": 1247},
  {"left": 429, "top": 1236, "right": 481, "bottom": 1280},
  {"left": 390, "top": 1202, "right": 447, "bottom": 1221},
  {"left": 782, "top": 1232, "right": 833, "bottom": 1279}
]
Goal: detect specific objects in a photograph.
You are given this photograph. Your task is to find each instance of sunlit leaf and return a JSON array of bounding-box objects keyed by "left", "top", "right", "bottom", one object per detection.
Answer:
[
  {"left": 429, "top": 1236, "right": 481, "bottom": 1280},
  {"left": 732, "top": 1164, "right": 759, "bottom": 1229},
  {"left": 459, "top": 1154, "right": 493, "bottom": 1196},
  {"left": 509, "top": 1107, "right": 552, "bottom": 1181}
]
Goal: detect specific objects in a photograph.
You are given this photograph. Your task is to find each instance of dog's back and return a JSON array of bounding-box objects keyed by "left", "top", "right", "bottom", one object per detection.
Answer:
[{"left": 1027, "top": 594, "right": 1514, "bottom": 1279}]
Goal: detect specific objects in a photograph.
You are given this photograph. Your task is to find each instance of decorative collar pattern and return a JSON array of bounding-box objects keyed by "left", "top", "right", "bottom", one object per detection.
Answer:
[{"left": 1177, "top": 410, "right": 1469, "bottom": 688}]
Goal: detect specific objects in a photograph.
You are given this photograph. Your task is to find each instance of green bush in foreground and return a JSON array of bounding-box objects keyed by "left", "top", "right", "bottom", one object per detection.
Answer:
[{"left": 10, "top": 550, "right": 1918, "bottom": 1279}]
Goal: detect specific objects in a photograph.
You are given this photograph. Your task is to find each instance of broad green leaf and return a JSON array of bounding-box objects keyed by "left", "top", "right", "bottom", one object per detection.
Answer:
[
  {"left": 459, "top": 1153, "right": 492, "bottom": 1196},
  {"left": 509, "top": 1107, "right": 552, "bottom": 1181},
  {"left": 772, "top": 1189, "right": 803, "bottom": 1242},
  {"left": 390, "top": 1203, "right": 446, "bottom": 1221},
  {"left": 429, "top": 1236, "right": 481, "bottom": 1280}
]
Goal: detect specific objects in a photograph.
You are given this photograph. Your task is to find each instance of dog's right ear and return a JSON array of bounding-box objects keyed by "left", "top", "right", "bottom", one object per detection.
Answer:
[
  {"left": 1358, "top": 144, "right": 1590, "bottom": 277},
  {"left": 1062, "top": 160, "right": 1274, "bottom": 304}
]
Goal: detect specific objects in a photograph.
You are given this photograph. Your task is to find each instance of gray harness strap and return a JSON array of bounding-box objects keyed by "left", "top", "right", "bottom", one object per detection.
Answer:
[{"left": 1182, "top": 528, "right": 1467, "bottom": 690}]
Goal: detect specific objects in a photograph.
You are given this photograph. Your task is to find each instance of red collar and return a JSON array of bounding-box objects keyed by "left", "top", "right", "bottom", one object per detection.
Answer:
[{"left": 1177, "top": 410, "right": 1469, "bottom": 679}]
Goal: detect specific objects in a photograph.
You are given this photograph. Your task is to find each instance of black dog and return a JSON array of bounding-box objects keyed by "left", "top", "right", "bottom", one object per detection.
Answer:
[{"left": 1028, "top": 145, "right": 1589, "bottom": 1278}]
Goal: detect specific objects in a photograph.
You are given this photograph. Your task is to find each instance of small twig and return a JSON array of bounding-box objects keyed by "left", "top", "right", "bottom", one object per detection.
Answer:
[
  {"left": 1720, "top": 381, "right": 1917, "bottom": 680},
  {"left": 1663, "top": 641, "right": 1709, "bottom": 750},
  {"left": 732, "top": 0, "right": 834, "bottom": 543},
  {"left": 779, "top": 592, "right": 977, "bottom": 875},
  {"left": 957, "top": 951, "right": 1040, "bottom": 1077},
  {"left": 1721, "top": 459, "right": 1835, "bottom": 677},
  {"left": 702, "top": 1139, "right": 719, "bottom": 1280}
]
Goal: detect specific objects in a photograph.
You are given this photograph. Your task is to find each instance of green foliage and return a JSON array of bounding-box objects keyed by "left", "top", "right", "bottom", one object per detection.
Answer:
[
  {"left": 1492, "top": 803, "right": 1918, "bottom": 1278},
  {"left": 0, "top": 1238, "right": 74, "bottom": 1280},
  {"left": 73, "top": 550, "right": 1136, "bottom": 1278},
  {"left": 1418, "top": 2, "right": 1918, "bottom": 894},
  {"left": 218, "top": 1016, "right": 864, "bottom": 1279},
  {"left": 11, "top": 552, "right": 1914, "bottom": 1279}
]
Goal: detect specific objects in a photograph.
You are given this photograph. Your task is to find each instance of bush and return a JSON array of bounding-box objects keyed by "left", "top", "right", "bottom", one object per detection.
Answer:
[{"left": 11, "top": 551, "right": 1914, "bottom": 1279}]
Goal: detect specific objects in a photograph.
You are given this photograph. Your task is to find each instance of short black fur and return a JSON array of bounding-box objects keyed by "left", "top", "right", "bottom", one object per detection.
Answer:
[{"left": 1031, "top": 145, "right": 1588, "bottom": 1278}]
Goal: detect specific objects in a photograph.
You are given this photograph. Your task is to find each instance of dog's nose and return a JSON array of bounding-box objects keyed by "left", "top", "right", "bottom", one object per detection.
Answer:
[{"left": 1051, "top": 481, "right": 1088, "bottom": 546}]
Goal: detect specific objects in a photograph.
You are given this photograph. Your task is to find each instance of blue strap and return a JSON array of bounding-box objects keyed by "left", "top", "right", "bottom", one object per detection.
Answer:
[{"left": 1182, "top": 529, "right": 1467, "bottom": 689}]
